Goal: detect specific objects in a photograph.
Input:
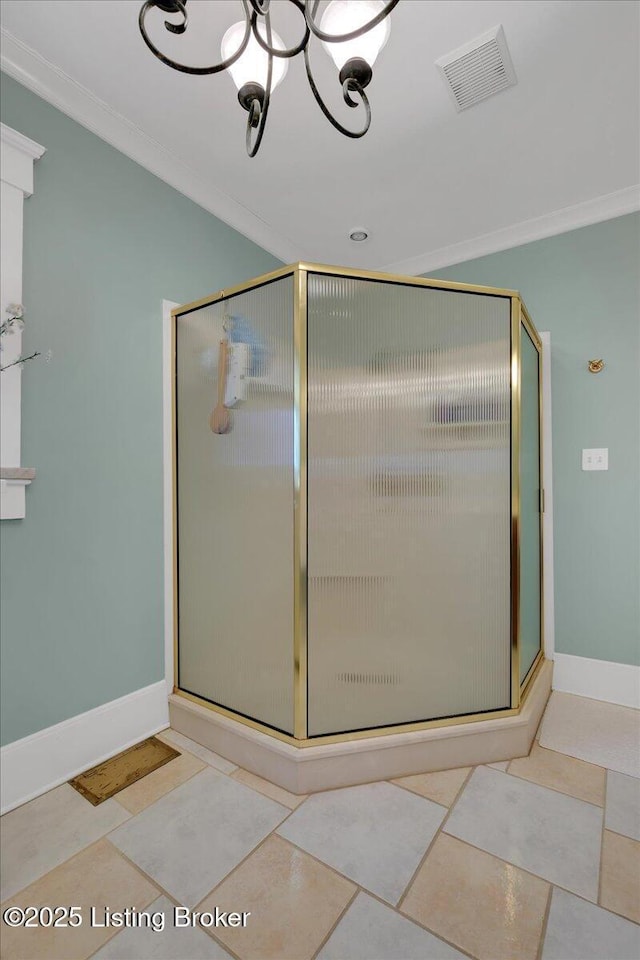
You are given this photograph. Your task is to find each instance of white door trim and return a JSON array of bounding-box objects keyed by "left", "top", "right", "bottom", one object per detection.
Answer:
[
  {"left": 163, "top": 300, "right": 178, "bottom": 696},
  {"left": 540, "top": 331, "right": 555, "bottom": 661}
]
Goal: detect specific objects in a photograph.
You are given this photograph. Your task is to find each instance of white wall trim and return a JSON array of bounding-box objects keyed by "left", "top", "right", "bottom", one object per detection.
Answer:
[
  {"left": 552, "top": 653, "right": 640, "bottom": 710},
  {"left": 0, "top": 28, "right": 298, "bottom": 264},
  {"left": 0, "top": 122, "right": 46, "bottom": 160},
  {"left": 540, "top": 332, "right": 555, "bottom": 661},
  {"left": 0, "top": 122, "right": 46, "bottom": 196},
  {"left": 163, "top": 300, "right": 178, "bottom": 697},
  {"left": 0, "top": 681, "right": 169, "bottom": 815},
  {"left": 383, "top": 185, "right": 640, "bottom": 276},
  {"left": 1, "top": 123, "right": 46, "bottom": 520}
]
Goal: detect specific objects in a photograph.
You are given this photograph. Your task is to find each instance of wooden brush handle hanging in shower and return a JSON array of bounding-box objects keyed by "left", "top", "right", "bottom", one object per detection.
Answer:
[{"left": 210, "top": 338, "right": 231, "bottom": 434}]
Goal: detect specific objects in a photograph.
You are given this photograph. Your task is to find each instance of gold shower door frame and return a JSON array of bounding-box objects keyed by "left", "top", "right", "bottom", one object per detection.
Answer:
[{"left": 171, "top": 263, "right": 545, "bottom": 745}]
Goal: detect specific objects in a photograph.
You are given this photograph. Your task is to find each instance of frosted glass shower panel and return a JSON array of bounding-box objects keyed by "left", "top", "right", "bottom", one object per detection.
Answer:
[
  {"left": 176, "top": 277, "right": 295, "bottom": 734},
  {"left": 306, "top": 275, "right": 512, "bottom": 736},
  {"left": 519, "top": 324, "right": 542, "bottom": 682}
]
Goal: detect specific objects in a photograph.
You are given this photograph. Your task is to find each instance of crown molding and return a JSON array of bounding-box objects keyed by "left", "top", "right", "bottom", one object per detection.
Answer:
[
  {"left": 383, "top": 184, "right": 640, "bottom": 276},
  {"left": 2, "top": 29, "right": 638, "bottom": 275},
  {"left": 0, "top": 29, "right": 298, "bottom": 264}
]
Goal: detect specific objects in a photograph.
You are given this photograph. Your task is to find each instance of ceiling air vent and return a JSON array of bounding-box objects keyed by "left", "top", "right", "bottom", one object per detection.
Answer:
[{"left": 436, "top": 25, "right": 517, "bottom": 112}]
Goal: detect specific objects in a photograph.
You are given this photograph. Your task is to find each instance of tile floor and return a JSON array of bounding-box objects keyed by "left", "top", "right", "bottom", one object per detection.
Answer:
[{"left": 1, "top": 691, "right": 639, "bottom": 960}]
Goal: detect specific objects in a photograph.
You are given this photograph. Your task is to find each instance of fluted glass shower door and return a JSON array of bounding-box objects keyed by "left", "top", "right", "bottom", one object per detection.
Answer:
[
  {"left": 306, "top": 274, "right": 512, "bottom": 736},
  {"left": 175, "top": 276, "right": 295, "bottom": 734},
  {"left": 173, "top": 264, "right": 544, "bottom": 742}
]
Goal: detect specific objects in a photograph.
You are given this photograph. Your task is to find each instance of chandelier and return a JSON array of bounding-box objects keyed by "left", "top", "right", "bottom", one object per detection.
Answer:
[{"left": 138, "top": 0, "right": 398, "bottom": 156}]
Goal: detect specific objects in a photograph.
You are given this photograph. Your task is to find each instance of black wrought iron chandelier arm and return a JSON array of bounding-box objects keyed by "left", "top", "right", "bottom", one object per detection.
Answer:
[
  {"left": 246, "top": 9, "right": 274, "bottom": 157},
  {"left": 304, "top": 0, "right": 400, "bottom": 45},
  {"left": 138, "top": 0, "right": 253, "bottom": 75},
  {"left": 250, "top": 1, "right": 310, "bottom": 60},
  {"left": 304, "top": 45, "right": 371, "bottom": 139},
  {"left": 136, "top": 0, "right": 398, "bottom": 156}
]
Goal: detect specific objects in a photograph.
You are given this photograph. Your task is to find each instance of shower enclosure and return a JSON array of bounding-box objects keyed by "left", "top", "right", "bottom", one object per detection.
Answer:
[{"left": 173, "top": 264, "right": 543, "bottom": 743}]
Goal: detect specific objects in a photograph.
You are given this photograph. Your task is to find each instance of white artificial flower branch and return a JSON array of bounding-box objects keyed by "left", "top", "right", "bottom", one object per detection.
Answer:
[
  {"left": 0, "top": 304, "right": 48, "bottom": 372},
  {"left": 0, "top": 302, "right": 24, "bottom": 338}
]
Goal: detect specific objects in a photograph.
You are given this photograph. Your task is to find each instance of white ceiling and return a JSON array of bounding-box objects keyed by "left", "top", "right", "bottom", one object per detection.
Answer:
[{"left": 1, "top": 0, "right": 638, "bottom": 270}]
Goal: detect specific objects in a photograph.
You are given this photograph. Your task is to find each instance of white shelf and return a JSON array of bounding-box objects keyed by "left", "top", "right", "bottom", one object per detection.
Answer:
[
  {"left": 0, "top": 468, "right": 35, "bottom": 518},
  {"left": 0, "top": 467, "right": 35, "bottom": 480}
]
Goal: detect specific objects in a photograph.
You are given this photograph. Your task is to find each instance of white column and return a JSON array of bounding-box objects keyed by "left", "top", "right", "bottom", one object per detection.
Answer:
[{"left": 0, "top": 123, "right": 46, "bottom": 519}]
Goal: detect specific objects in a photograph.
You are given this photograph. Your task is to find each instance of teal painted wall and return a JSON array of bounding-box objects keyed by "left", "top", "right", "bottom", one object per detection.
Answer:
[
  {"left": 0, "top": 75, "right": 282, "bottom": 746},
  {"left": 1, "top": 76, "right": 637, "bottom": 750},
  {"left": 430, "top": 213, "right": 640, "bottom": 667}
]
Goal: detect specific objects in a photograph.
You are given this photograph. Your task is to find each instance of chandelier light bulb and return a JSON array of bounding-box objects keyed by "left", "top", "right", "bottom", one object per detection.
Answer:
[
  {"left": 320, "top": 0, "right": 391, "bottom": 71},
  {"left": 221, "top": 20, "right": 288, "bottom": 93}
]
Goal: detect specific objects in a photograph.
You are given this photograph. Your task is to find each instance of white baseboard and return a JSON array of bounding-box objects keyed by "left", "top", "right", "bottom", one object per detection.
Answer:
[
  {"left": 0, "top": 681, "right": 169, "bottom": 814},
  {"left": 552, "top": 653, "right": 640, "bottom": 709}
]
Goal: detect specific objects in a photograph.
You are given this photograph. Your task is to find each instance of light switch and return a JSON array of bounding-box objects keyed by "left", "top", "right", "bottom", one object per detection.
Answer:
[{"left": 582, "top": 448, "right": 608, "bottom": 471}]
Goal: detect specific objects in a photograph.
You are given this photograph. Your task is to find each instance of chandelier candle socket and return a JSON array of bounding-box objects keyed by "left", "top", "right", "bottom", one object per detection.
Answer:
[
  {"left": 137, "top": 0, "right": 398, "bottom": 156},
  {"left": 221, "top": 18, "right": 289, "bottom": 112}
]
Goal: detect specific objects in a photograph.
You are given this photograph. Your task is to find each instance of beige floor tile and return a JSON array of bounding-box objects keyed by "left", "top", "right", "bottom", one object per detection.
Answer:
[
  {"left": 508, "top": 742, "right": 605, "bottom": 806},
  {"left": 0, "top": 839, "right": 159, "bottom": 960},
  {"left": 115, "top": 751, "right": 206, "bottom": 814},
  {"left": 198, "top": 834, "right": 355, "bottom": 959},
  {"left": 230, "top": 769, "right": 307, "bottom": 810},
  {"left": 402, "top": 833, "right": 549, "bottom": 960},
  {"left": 0, "top": 784, "right": 130, "bottom": 902},
  {"left": 539, "top": 692, "right": 640, "bottom": 778},
  {"left": 606, "top": 771, "right": 640, "bottom": 841},
  {"left": 110, "top": 769, "right": 288, "bottom": 907},
  {"left": 392, "top": 767, "right": 471, "bottom": 807},
  {"left": 158, "top": 728, "right": 237, "bottom": 775},
  {"left": 277, "top": 782, "right": 446, "bottom": 905},
  {"left": 445, "top": 767, "right": 602, "bottom": 902},
  {"left": 600, "top": 830, "right": 640, "bottom": 923}
]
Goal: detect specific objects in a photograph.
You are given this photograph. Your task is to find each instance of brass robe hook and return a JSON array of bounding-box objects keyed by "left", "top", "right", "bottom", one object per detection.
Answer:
[{"left": 588, "top": 359, "right": 604, "bottom": 374}]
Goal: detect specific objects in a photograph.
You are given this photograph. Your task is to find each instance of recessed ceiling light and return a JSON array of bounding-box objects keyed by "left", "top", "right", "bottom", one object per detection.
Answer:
[{"left": 349, "top": 228, "right": 370, "bottom": 242}]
